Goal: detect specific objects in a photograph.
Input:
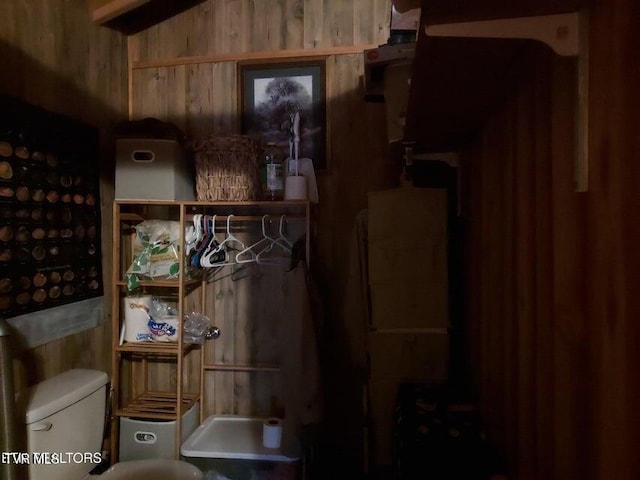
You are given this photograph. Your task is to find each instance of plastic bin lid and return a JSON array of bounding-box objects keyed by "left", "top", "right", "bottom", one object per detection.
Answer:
[
  {"left": 181, "top": 415, "right": 300, "bottom": 462},
  {"left": 25, "top": 369, "right": 109, "bottom": 424}
]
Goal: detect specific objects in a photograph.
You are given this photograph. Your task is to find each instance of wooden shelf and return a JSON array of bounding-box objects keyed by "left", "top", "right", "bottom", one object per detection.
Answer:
[
  {"left": 115, "top": 391, "right": 199, "bottom": 420},
  {"left": 203, "top": 363, "right": 281, "bottom": 372},
  {"left": 116, "top": 278, "right": 201, "bottom": 288},
  {"left": 116, "top": 341, "right": 198, "bottom": 355}
]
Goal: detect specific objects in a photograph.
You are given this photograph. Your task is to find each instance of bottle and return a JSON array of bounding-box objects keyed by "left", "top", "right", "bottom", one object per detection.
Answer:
[{"left": 260, "top": 142, "right": 284, "bottom": 201}]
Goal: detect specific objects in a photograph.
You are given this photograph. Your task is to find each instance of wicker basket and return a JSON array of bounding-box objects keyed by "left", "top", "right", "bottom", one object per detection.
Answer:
[{"left": 191, "top": 135, "right": 260, "bottom": 201}]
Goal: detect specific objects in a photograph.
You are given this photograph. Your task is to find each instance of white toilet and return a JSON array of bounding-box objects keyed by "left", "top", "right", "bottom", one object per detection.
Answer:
[{"left": 24, "top": 368, "right": 202, "bottom": 480}]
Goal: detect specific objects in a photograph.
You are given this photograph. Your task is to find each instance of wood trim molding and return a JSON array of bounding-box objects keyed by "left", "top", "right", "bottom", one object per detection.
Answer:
[{"left": 131, "top": 44, "right": 378, "bottom": 70}]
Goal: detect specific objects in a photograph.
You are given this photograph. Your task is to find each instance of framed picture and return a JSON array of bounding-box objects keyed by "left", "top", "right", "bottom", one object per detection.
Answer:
[{"left": 238, "top": 58, "right": 328, "bottom": 171}]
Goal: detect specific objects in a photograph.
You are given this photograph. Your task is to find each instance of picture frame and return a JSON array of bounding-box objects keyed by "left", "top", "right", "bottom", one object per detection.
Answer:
[{"left": 238, "top": 58, "right": 328, "bottom": 172}]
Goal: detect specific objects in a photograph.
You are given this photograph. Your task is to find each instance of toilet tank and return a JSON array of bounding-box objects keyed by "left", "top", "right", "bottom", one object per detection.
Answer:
[{"left": 25, "top": 369, "right": 109, "bottom": 480}]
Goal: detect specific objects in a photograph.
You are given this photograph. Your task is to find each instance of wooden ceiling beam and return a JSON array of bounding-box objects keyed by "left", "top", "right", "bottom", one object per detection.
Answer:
[
  {"left": 90, "top": 0, "right": 152, "bottom": 25},
  {"left": 392, "top": 0, "right": 422, "bottom": 13}
]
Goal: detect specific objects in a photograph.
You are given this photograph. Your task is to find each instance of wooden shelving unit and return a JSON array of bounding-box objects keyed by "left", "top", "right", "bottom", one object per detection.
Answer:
[
  {"left": 110, "top": 199, "right": 310, "bottom": 461},
  {"left": 116, "top": 392, "right": 200, "bottom": 419},
  {"left": 110, "top": 200, "right": 204, "bottom": 462}
]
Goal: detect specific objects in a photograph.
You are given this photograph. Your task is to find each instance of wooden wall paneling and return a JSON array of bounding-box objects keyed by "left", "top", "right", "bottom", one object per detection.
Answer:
[
  {"left": 303, "top": 0, "right": 325, "bottom": 48},
  {"left": 235, "top": 270, "right": 254, "bottom": 415},
  {"left": 586, "top": 1, "right": 638, "bottom": 478},
  {"left": 211, "top": 278, "right": 235, "bottom": 415},
  {"left": 166, "top": 66, "right": 188, "bottom": 133},
  {"left": 202, "top": 280, "right": 216, "bottom": 417},
  {"left": 131, "top": 66, "right": 187, "bottom": 131},
  {"left": 461, "top": 145, "right": 482, "bottom": 402},
  {"left": 549, "top": 56, "right": 583, "bottom": 479},
  {"left": 251, "top": 0, "right": 286, "bottom": 51},
  {"left": 588, "top": 1, "right": 634, "bottom": 477},
  {"left": 131, "top": 68, "right": 162, "bottom": 120},
  {"left": 232, "top": 267, "right": 253, "bottom": 415},
  {"left": 316, "top": 54, "right": 363, "bottom": 308},
  {"left": 182, "top": 61, "right": 238, "bottom": 138},
  {"left": 500, "top": 86, "right": 517, "bottom": 478},
  {"left": 532, "top": 50, "right": 554, "bottom": 480},
  {"left": 211, "top": 62, "right": 238, "bottom": 135},
  {"left": 284, "top": 0, "right": 305, "bottom": 49},
  {"left": 513, "top": 58, "right": 537, "bottom": 479},
  {"left": 477, "top": 106, "right": 507, "bottom": 459},
  {"left": 215, "top": 0, "right": 252, "bottom": 54},
  {"left": 610, "top": 0, "right": 640, "bottom": 474},
  {"left": 183, "top": 286, "right": 204, "bottom": 395},
  {"left": 185, "top": 63, "right": 215, "bottom": 138},
  {"left": 189, "top": 2, "right": 216, "bottom": 57},
  {"left": 353, "top": 0, "right": 376, "bottom": 45},
  {"left": 323, "top": 0, "right": 355, "bottom": 47}
]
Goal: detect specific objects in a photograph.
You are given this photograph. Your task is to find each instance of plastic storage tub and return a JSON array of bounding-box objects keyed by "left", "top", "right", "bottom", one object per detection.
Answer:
[
  {"left": 181, "top": 415, "right": 300, "bottom": 480},
  {"left": 115, "top": 138, "right": 195, "bottom": 200},
  {"left": 119, "top": 402, "right": 199, "bottom": 461}
]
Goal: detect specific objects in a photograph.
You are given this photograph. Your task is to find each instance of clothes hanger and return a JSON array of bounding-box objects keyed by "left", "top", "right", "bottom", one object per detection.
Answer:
[
  {"left": 235, "top": 215, "right": 272, "bottom": 264},
  {"left": 191, "top": 214, "right": 211, "bottom": 267},
  {"left": 275, "top": 215, "right": 293, "bottom": 251},
  {"left": 255, "top": 216, "right": 292, "bottom": 265},
  {"left": 185, "top": 213, "right": 200, "bottom": 256},
  {"left": 200, "top": 215, "right": 227, "bottom": 268},
  {"left": 205, "top": 214, "right": 248, "bottom": 267}
]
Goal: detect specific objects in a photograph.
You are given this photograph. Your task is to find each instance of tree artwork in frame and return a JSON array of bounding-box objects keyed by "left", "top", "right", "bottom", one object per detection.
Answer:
[{"left": 238, "top": 58, "right": 328, "bottom": 172}]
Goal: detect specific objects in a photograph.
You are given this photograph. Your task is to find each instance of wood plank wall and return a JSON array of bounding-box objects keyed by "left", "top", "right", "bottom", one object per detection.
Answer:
[
  {"left": 462, "top": 0, "right": 640, "bottom": 477},
  {"left": 0, "top": 1, "right": 127, "bottom": 390},
  {"left": 127, "top": 1, "right": 394, "bottom": 307},
  {"left": 128, "top": 1, "right": 397, "bottom": 469}
]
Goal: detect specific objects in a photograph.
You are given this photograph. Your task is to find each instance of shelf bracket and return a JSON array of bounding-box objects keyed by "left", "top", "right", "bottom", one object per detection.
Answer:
[{"left": 426, "top": 11, "right": 590, "bottom": 192}]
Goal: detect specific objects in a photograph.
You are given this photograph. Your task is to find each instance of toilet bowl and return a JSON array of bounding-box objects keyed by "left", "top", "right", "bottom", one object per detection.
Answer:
[
  {"left": 24, "top": 369, "right": 202, "bottom": 480},
  {"left": 99, "top": 459, "right": 202, "bottom": 479}
]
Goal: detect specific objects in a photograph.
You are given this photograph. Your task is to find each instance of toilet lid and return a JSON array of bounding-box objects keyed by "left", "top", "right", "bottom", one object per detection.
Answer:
[{"left": 100, "top": 459, "right": 203, "bottom": 480}]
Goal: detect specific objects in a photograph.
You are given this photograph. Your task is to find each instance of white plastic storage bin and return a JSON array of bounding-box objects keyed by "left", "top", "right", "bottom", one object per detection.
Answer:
[
  {"left": 119, "top": 402, "right": 199, "bottom": 461},
  {"left": 115, "top": 138, "right": 195, "bottom": 200},
  {"left": 181, "top": 416, "right": 300, "bottom": 480}
]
